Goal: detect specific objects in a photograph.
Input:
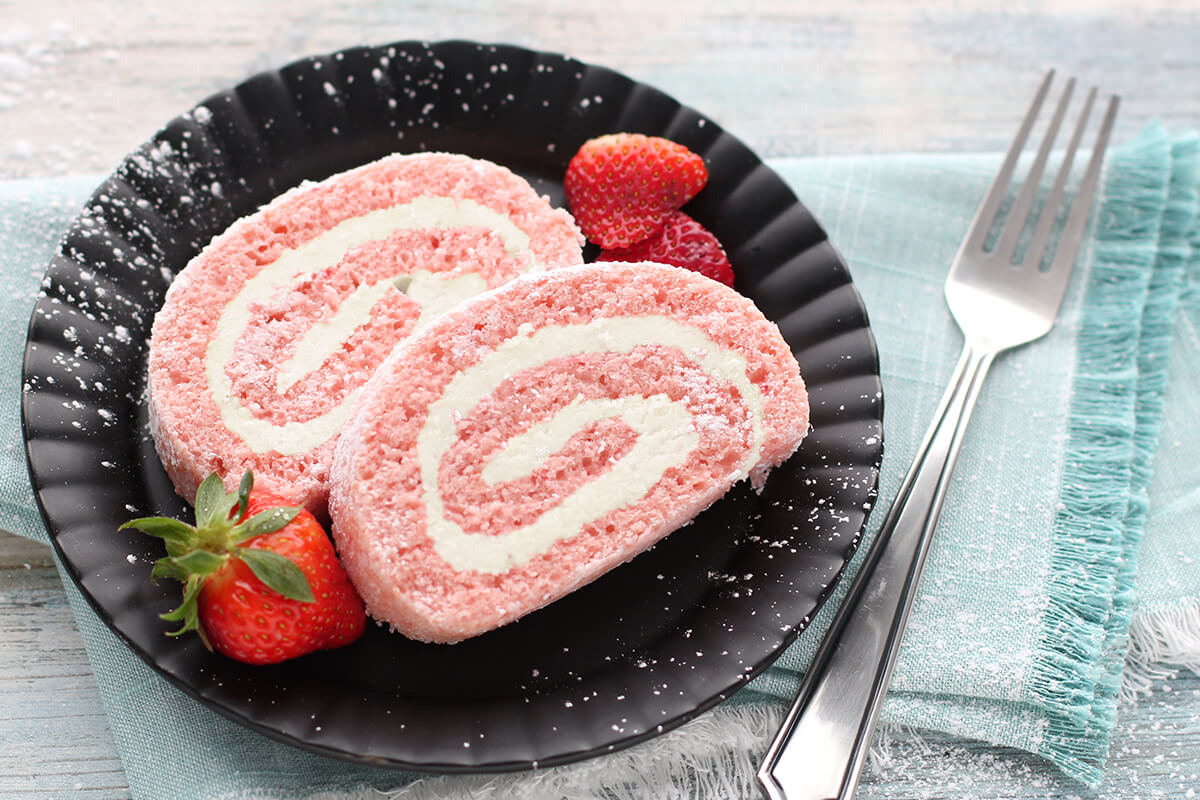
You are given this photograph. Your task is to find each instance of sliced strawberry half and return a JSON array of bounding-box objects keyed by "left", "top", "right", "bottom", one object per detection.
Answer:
[
  {"left": 564, "top": 133, "right": 708, "bottom": 248},
  {"left": 597, "top": 211, "right": 735, "bottom": 287}
]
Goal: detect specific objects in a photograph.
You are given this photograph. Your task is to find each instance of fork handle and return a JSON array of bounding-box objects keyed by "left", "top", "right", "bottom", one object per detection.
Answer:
[{"left": 757, "top": 342, "right": 996, "bottom": 800}]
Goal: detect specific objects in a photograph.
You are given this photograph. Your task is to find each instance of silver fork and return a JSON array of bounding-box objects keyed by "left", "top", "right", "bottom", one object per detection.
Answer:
[{"left": 757, "top": 71, "right": 1120, "bottom": 800}]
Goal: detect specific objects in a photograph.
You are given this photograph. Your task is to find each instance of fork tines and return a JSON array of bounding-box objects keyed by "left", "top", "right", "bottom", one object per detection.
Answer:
[{"left": 967, "top": 70, "right": 1121, "bottom": 276}]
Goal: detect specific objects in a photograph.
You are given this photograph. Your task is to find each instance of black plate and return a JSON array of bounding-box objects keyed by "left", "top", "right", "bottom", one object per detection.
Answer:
[{"left": 21, "top": 41, "right": 882, "bottom": 772}]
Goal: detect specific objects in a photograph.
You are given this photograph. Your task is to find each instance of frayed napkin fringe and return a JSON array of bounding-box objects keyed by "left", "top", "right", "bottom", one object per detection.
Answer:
[
  {"left": 1123, "top": 603, "right": 1200, "bottom": 699},
  {"left": 1030, "top": 124, "right": 1177, "bottom": 787},
  {"left": 11, "top": 134, "right": 1200, "bottom": 800},
  {"left": 215, "top": 703, "right": 783, "bottom": 800},
  {"left": 1118, "top": 133, "right": 1200, "bottom": 703}
]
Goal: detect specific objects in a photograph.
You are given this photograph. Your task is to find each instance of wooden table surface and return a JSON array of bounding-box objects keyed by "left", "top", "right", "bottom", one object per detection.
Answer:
[{"left": 2, "top": 1, "right": 1199, "bottom": 798}]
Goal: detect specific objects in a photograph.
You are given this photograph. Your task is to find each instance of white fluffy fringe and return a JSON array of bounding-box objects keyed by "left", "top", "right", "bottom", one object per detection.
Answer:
[
  {"left": 1121, "top": 602, "right": 1200, "bottom": 700},
  {"left": 382, "top": 703, "right": 781, "bottom": 800},
  {"left": 226, "top": 603, "right": 1200, "bottom": 800},
  {"left": 234, "top": 703, "right": 782, "bottom": 800}
]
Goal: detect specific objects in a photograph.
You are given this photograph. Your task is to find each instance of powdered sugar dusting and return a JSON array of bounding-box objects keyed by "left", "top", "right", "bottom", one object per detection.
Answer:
[{"left": 13, "top": 36, "right": 900, "bottom": 783}]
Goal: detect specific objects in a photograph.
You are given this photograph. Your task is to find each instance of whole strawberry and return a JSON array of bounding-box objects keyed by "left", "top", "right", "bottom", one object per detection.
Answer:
[
  {"left": 597, "top": 210, "right": 735, "bottom": 287},
  {"left": 121, "top": 471, "right": 365, "bottom": 665},
  {"left": 564, "top": 133, "right": 708, "bottom": 248}
]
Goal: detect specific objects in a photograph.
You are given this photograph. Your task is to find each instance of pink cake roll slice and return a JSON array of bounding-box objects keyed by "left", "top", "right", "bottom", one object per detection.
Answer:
[
  {"left": 147, "top": 153, "right": 584, "bottom": 515},
  {"left": 328, "top": 261, "right": 810, "bottom": 643}
]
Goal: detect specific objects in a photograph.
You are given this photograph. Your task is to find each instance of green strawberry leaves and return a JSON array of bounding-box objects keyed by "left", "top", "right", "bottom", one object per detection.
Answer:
[
  {"left": 119, "top": 516, "right": 195, "bottom": 556},
  {"left": 121, "top": 470, "right": 315, "bottom": 640},
  {"left": 237, "top": 548, "right": 315, "bottom": 603},
  {"left": 172, "top": 549, "right": 228, "bottom": 575},
  {"left": 235, "top": 470, "right": 254, "bottom": 520},
  {"left": 232, "top": 506, "right": 302, "bottom": 544},
  {"left": 160, "top": 573, "right": 206, "bottom": 640},
  {"left": 194, "top": 471, "right": 235, "bottom": 529}
]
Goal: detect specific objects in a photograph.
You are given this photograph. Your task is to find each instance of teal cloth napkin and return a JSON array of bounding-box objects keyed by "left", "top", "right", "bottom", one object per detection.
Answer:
[
  {"left": 746, "top": 124, "right": 1200, "bottom": 786},
  {"left": 2, "top": 123, "right": 1198, "bottom": 799}
]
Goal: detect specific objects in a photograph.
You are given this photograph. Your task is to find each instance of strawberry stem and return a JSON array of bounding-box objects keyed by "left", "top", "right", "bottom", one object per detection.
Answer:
[{"left": 122, "top": 469, "right": 316, "bottom": 643}]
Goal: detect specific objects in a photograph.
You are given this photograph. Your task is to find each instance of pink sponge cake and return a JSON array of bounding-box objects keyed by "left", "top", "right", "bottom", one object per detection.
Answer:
[
  {"left": 147, "top": 153, "right": 584, "bottom": 515},
  {"left": 328, "top": 261, "right": 809, "bottom": 643}
]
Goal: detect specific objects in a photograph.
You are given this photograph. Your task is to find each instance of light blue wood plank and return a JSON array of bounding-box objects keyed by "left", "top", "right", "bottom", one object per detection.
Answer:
[{"left": 1, "top": 1, "right": 1197, "bottom": 797}]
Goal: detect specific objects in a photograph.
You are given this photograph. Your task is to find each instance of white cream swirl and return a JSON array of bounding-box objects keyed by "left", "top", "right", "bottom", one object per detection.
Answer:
[
  {"left": 205, "top": 197, "right": 537, "bottom": 455},
  {"left": 418, "top": 315, "right": 765, "bottom": 574}
]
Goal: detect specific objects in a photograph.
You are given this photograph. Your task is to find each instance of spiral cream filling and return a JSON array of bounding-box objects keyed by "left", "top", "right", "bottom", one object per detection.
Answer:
[
  {"left": 204, "top": 197, "right": 537, "bottom": 455},
  {"left": 419, "top": 315, "right": 766, "bottom": 574}
]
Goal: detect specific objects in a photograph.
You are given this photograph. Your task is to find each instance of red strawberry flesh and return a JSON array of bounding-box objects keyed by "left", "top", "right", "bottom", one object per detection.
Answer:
[
  {"left": 121, "top": 471, "right": 366, "bottom": 665},
  {"left": 564, "top": 133, "right": 708, "bottom": 248},
  {"left": 198, "top": 492, "right": 366, "bottom": 665},
  {"left": 597, "top": 211, "right": 735, "bottom": 287}
]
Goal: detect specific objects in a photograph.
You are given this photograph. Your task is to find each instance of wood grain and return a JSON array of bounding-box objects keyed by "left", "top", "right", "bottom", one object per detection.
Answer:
[
  {"left": 2, "top": 1, "right": 1198, "bottom": 797},
  {"left": 1, "top": 0, "right": 1197, "bottom": 179},
  {"left": 0, "top": 532, "right": 126, "bottom": 799},
  {"left": 4, "top": 529, "right": 1200, "bottom": 799}
]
